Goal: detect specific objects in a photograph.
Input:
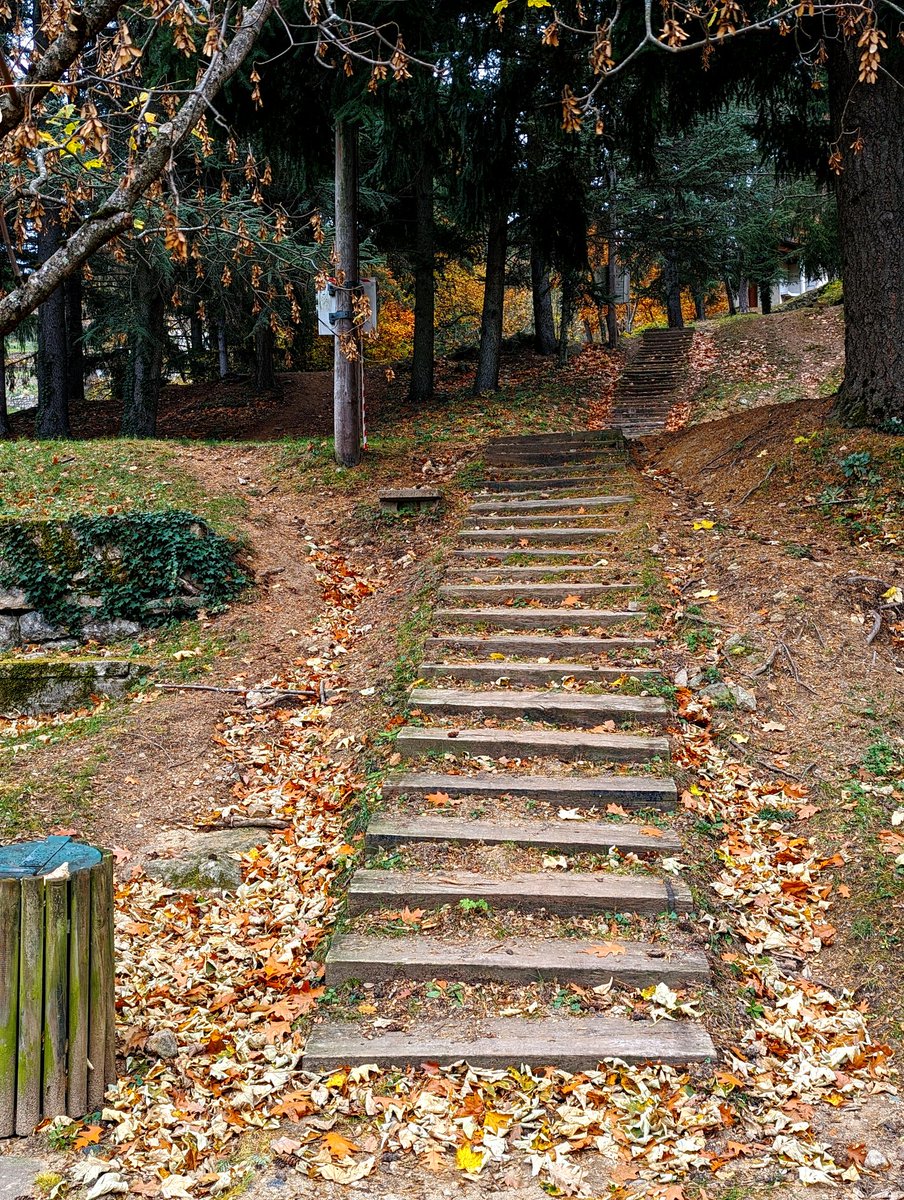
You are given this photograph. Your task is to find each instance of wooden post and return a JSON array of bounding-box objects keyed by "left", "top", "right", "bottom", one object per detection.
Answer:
[
  {"left": 42, "top": 878, "right": 69, "bottom": 1116},
  {"left": 0, "top": 880, "right": 19, "bottom": 1136},
  {"left": 88, "top": 859, "right": 113, "bottom": 1108},
  {"left": 16, "top": 877, "right": 43, "bottom": 1136},
  {"left": 67, "top": 869, "right": 90, "bottom": 1117},
  {"left": 333, "top": 119, "right": 362, "bottom": 468}
]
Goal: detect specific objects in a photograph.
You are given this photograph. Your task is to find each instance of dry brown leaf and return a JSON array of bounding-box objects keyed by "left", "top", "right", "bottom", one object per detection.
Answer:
[{"left": 581, "top": 942, "right": 626, "bottom": 958}]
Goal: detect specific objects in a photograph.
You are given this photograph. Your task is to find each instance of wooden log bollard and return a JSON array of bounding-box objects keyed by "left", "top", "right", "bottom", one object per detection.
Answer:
[{"left": 0, "top": 836, "right": 116, "bottom": 1136}]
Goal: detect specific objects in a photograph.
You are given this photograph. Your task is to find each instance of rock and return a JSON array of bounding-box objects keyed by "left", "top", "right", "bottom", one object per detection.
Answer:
[
  {"left": 81, "top": 618, "right": 142, "bottom": 641},
  {"left": 700, "top": 681, "right": 757, "bottom": 712},
  {"left": 0, "top": 1157, "right": 46, "bottom": 1198},
  {"left": 0, "top": 588, "right": 30, "bottom": 611},
  {"left": 0, "top": 616, "right": 19, "bottom": 649},
  {"left": 673, "top": 668, "right": 688, "bottom": 687},
  {"left": 768, "top": 612, "right": 785, "bottom": 624},
  {"left": 144, "top": 828, "right": 268, "bottom": 892},
  {"left": 19, "top": 611, "right": 65, "bottom": 643},
  {"left": 863, "top": 1148, "right": 889, "bottom": 1171},
  {"left": 145, "top": 1029, "right": 179, "bottom": 1059},
  {"left": 724, "top": 632, "right": 757, "bottom": 656}
]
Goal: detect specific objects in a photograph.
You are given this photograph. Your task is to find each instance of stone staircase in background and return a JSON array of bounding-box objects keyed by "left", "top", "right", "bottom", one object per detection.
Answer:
[
  {"left": 611, "top": 328, "right": 695, "bottom": 437},
  {"left": 303, "top": 430, "right": 715, "bottom": 1072}
]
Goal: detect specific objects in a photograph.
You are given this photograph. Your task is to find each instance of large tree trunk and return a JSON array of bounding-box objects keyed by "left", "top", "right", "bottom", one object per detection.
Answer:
[
  {"left": 409, "top": 161, "right": 435, "bottom": 403},
  {"left": 663, "top": 253, "right": 684, "bottom": 330},
  {"left": 333, "top": 119, "right": 363, "bottom": 464},
  {"left": 557, "top": 273, "right": 575, "bottom": 366},
  {"left": 474, "top": 202, "right": 508, "bottom": 393},
  {"left": 65, "top": 268, "right": 85, "bottom": 406},
  {"left": 122, "top": 255, "right": 165, "bottom": 437},
  {"left": 738, "top": 277, "right": 750, "bottom": 314},
  {"left": 829, "top": 40, "right": 904, "bottom": 427},
  {"left": 216, "top": 320, "right": 229, "bottom": 378},
  {"left": 724, "top": 279, "right": 737, "bottom": 316},
  {"left": 254, "top": 322, "right": 276, "bottom": 392},
  {"left": 0, "top": 337, "right": 10, "bottom": 438},
  {"left": 694, "top": 291, "right": 706, "bottom": 321},
  {"left": 530, "top": 241, "right": 557, "bottom": 355},
  {"left": 35, "top": 218, "right": 71, "bottom": 439},
  {"left": 759, "top": 283, "right": 772, "bottom": 315}
]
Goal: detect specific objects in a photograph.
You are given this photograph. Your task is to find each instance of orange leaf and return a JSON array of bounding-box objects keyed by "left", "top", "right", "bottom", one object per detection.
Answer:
[
  {"left": 562, "top": 594, "right": 583, "bottom": 607},
  {"left": 426, "top": 791, "right": 451, "bottom": 806},
  {"left": 639, "top": 825, "right": 664, "bottom": 837},
  {"left": 323, "top": 1130, "right": 359, "bottom": 1159},
  {"left": 581, "top": 942, "right": 626, "bottom": 958},
  {"left": 74, "top": 1125, "right": 102, "bottom": 1150},
  {"left": 606, "top": 803, "right": 629, "bottom": 816},
  {"left": 518, "top": 538, "right": 529, "bottom": 547}
]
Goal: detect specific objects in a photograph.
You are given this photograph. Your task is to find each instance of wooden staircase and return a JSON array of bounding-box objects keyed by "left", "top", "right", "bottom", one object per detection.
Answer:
[
  {"left": 612, "top": 328, "right": 694, "bottom": 437},
  {"left": 304, "top": 430, "right": 715, "bottom": 1073}
]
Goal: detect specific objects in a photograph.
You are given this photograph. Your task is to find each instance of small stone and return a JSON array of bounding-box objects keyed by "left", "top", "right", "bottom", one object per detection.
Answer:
[
  {"left": 673, "top": 668, "right": 688, "bottom": 687},
  {"left": 0, "top": 589, "right": 30, "bottom": 610},
  {"left": 19, "top": 611, "right": 64, "bottom": 643},
  {"left": 700, "top": 681, "right": 757, "bottom": 712},
  {"left": 0, "top": 616, "right": 19, "bottom": 649},
  {"left": 81, "top": 618, "right": 142, "bottom": 641},
  {"left": 863, "top": 1148, "right": 889, "bottom": 1171},
  {"left": 145, "top": 1029, "right": 179, "bottom": 1059},
  {"left": 768, "top": 612, "right": 785, "bottom": 624},
  {"left": 724, "top": 632, "right": 756, "bottom": 656}
]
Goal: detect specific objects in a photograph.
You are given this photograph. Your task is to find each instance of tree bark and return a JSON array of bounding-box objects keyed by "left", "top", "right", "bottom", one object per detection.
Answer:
[
  {"left": 663, "top": 253, "right": 684, "bottom": 329},
  {"left": 557, "top": 272, "right": 575, "bottom": 366},
  {"left": 474, "top": 202, "right": 509, "bottom": 393},
  {"left": 254, "top": 321, "right": 276, "bottom": 392},
  {"left": 122, "top": 255, "right": 164, "bottom": 437},
  {"left": 605, "top": 167, "right": 619, "bottom": 349},
  {"left": 724, "top": 279, "right": 737, "bottom": 316},
  {"left": 409, "top": 161, "right": 435, "bottom": 403},
  {"left": 694, "top": 292, "right": 706, "bottom": 321},
  {"left": 530, "top": 241, "right": 557, "bottom": 355},
  {"left": 216, "top": 320, "right": 229, "bottom": 378},
  {"left": 34, "top": 219, "right": 71, "bottom": 439},
  {"left": 829, "top": 39, "right": 904, "bottom": 428},
  {"left": 738, "top": 277, "right": 750, "bottom": 314},
  {"left": 333, "top": 119, "right": 363, "bottom": 464},
  {"left": 759, "top": 283, "right": 772, "bottom": 315},
  {"left": 65, "top": 268, "right": 85, "bottom": 405},
  {"left": 0, "top": 337, "right": 10, "bottom": 438}
]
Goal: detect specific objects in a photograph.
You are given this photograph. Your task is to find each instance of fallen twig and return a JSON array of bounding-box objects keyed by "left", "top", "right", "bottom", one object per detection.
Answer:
[
  {"left": 865, "top": 609, "right": 882, "bottom": 646},
  {"left": 737, "top": 463, "right": 776, "bottom": 506},
  {"left": 197, "top": 818, "right": 291, "bottom": 831},
  {"left": 155, "top": 683, "right": 244, "bottom": 695}
]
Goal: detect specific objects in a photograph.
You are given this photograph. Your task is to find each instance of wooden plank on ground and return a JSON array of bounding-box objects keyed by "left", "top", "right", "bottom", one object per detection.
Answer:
[
  {"left": 409, "top": 687, "right": 667, "bottom": 727},
  {"left": 326, "top": 933, "right": 705, "bottom": 988},
  {"left": 435, "top": 607, "right": 645, "bottom": 630},
  {"left": 303, "top": 1014, "right": 715, "bottom": 1071},
  {"left": 396, "top": 724, "right": 669, "bottom": 763},
  {"left": 382, "top": 770, "right": 677, "bottom": 807},
  {"left": 348, "top": 868, "right": 691, "bottom": 916},
  {"left": 438, "top": 583, "right": 635, "bottom": 602},
  {"left": 458, "top": 528, "right": 619, "bottom": 543},
  {"left": 365, "top": 814, "right": 681, "bottom": 855},
  {"left": 425, "top": 634, "right": 654, "bottom": 658},
  {"left": 417, "top": 662, "right": 658, "bottom": 684},
  {"left": 469, "top": 494, "right": 634, "bottom": 512}
]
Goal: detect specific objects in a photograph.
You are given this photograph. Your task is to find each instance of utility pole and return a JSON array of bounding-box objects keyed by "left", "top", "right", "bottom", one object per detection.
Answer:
[{"left": 333, "top": 120, "right": 363, "bottom": 467}]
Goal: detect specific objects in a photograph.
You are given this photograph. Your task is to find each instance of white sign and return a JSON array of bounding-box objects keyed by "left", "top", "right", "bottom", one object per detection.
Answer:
[{"left": 316, "top": 277, "right": 378, "bottom": 336}]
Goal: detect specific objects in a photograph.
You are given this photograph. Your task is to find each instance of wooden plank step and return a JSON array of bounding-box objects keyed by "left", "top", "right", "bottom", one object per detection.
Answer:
[
  {"left": 424, "top": 634, "right": 655, "bottom": 656},
  {"left": 365, "top": 814, "right": 682, "bottom": 855},
  {"left": 458, "top": 528, "right": 619, "bottom": 543},
  {"left": 326, "top": 934, "right": 704, "bottom": 988},
  {"left": 438, "top": 583, "right": 634, "bottom": 602},
  {"left": 469, "top": 494, "right": 634, "bottom": 512},
  {"left": 418, "top": 662, "right": 658, "bottom": 684},
  {"left": 452, "top": 549, "right": 618, "bottom": 562},
  {"left": 490, "top": 431, "right": 622, "bottom": 444},
  {"left": 382, "top": 770, "right": 677, "bottom": 808},
  {"left": 435, "top": 607, "right": 645, "bottom": 630},
  {"left": 347, "top": 869, "right": 691, "bottom": 916},
  {"left": 462, "top": 515, "right": 627, "bottom": 529},
  {"left": 445, "top": 566, "right": 620, "bottom": 580},
  {"left": 396, "top": 725, "right": 670, "bottom": 763},
  {"left": 476, "top": 477, "right": 617, "bottom": 492},
  {"left": 303, "top": 1014, "right": 716, "bottom": 1071},
  {"left": 409, "top": 687, "right": 667, "bottom": 727}
]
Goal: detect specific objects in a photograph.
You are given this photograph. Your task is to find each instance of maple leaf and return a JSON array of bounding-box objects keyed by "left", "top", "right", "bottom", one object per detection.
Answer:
[
  {"left": 426, "top": 791, "right": 451, "bottom": 806},
  {"left": 518, "top": 538, "right": 529, "bottom": 547},
  {"left": 456, "top": 1143, "right": 486, "bottom": 1173},
  {"left": 74, "top": 1124, "right": 102, "bottom": 1150},
  {"left": 606, "top": 803, "right": 629, "bottom": 816},
  {"left": 323, "top": 1130, "right": 359, "bottom": 1160},
  {"left": 639, "top": 825, "right": 664, "bottom": 837},
  {"left": 581, "top": 942, "right": 626, "bottom": 958},
  {"left": 561, "top": 594, "right": 583, "bottom": 607}
]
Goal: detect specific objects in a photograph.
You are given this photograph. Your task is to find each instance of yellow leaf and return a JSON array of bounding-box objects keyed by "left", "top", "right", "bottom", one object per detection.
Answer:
[
  {"left": 881, "top": 585, "right": 903, "bottom": 603},
  {"left": 489, "top": 652, "right": 506, "bottom": 661},
  {"left": 483, "top": 1111, "right": 510, "bottom": 1133},
  {"left": 456, "top": 1143, "right": 486, "bottom": 1174},
  {"left": 693, "top": 519, "right": 715, "bottom": 531}
]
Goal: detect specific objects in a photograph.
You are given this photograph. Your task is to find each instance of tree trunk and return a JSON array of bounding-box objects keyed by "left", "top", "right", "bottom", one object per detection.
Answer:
[
  {"left": 724, "top": 279, "right": 737, "bottom": 316},
  {"left": 474, "top": 202, "right": 508, "bottom": 392},
  {"left": 829, "top": 40, "right": 904, "bottom": 427},
  {"left": 663, "top": 253, "right": 684, "bottom": 329},
  {"left": 694, "top": 292, "right": 706, "bottom": 321},
  {"left": 254, "top": 321, "right": 276, "bottom": 392},
  {"left": 530, "top": 241, "right": 557, "bottom": 355},
  {"left": 759, "top": 283, "right": 772, "bottom": 315},
  {"left": 216, "top": 320, "right": 229, "bottom": 378},
  {"left": 605, "top": 168, "right": 619, "bottom": 349},
  {"left": 35, "top": 218, "right": 71, "bottom": 439},
  {"left": 409, "top": 161, "right": 435, "bottom": 403},
  {"left": 738, "top": 278, "right": 750, "bottom": 314},
  {"left": 557, "top": 273, "right": 575, "bottom": 366},
  {"left": 65, "top": 268, "right": 85, "bottom": 406},
  {"left": 190, "top": 314, "right": 205, "bottom": 375},
  {"left": 0, "top": 337, "right": 10, "bottom": 438},
  {"left": 122, "top": 255, "right": 164, "bottom": 437},
  {"left": 333, "top": 119, "right": 363, "bottom": 465}
]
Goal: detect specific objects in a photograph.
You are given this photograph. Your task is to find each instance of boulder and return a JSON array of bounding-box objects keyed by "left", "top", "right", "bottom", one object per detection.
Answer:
[
  {"left": 19, "top": 611, "right": 65, "bottom": 643},
  {"left": 700, "top": 681, "right": 757, "bottom": 712},
  {"left": 144, "top": 828, "right": 269, "bottom": 892}
]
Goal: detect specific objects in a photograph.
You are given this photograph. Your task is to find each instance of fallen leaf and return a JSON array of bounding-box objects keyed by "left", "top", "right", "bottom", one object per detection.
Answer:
[
  {"left": 74, "top": 1125, "right": 103, "bottom": 1150},
  {"left": 581, "top": 942, "right": 626, "bottom": 958},
  {"left": 456, "top": 1143, "right": 486, "bottom": 1174},
  {"left": 426, "top": 791, "right": 451, "bottom": 806},
  {"left": 323, "top": 1130, "right": 359, "bottom": 1160}
]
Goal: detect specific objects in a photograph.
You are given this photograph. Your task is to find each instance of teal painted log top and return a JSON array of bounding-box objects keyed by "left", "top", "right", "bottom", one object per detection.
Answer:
[{"left": 0, "top": 836, "right": 101, "bottom": 879}]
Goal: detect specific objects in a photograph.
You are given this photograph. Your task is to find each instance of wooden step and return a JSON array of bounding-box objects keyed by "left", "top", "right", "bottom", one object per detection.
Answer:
[
  {"left": 326, "top": 933, "right": 704, "bottom": 988},
  {"left": 438, "top": 583, "right": 634, "bottom": 602},
  {"left": 418, "top": 661, "right": 658, "bottom": 685},
  {"left": 382, "top": 770, "right": 678, "bottom": 808},
  {"left": 458, "top": 528, "right": 619, "bottom": 543},
  {"left": 366, "top": 814, "right": 682, "bottom": 855},
  {"left": 452, "top": 549, "right": 618, "bottom": 562},
  {"left": 303, "top": 1014, "right": 716, "bottom": 1071},
  {"left": 445, "top": 566, "right": 619, "bottom": 580},
  {"left": 490, "top": 431, "right": 623, "bottom": 445},
  {"left": 435, "top": 607, "right": 645, "bottom": 630},
  {"left": 469, "top": 494, "right": 634, "bottom": 512},
  {"left": 462, "top": 515, "right": 628, "bottom": 528},
  {"left": 396, "top": 725, "right": 670, "bottom": 763},
  {"left": 486, "top": 452, "right": 625, "bottom": 465},
  {"left": 485, "top": 465, "right": 624, "bottom": 478},
  {"left": 476, "top": 476, "right": 617, "bottom": 492},
  {"left": 347, "top": 869, "right": 691, "bottom": 916},
  {"left": 424, "top": 634, "right": 655, "bottom": 657},
  {"left": 409, "top": 687, "right": 668, "bottom": 727}
]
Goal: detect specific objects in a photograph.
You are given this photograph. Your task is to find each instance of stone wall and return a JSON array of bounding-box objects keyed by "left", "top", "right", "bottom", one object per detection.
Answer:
[{"left": 0, "top": 657, "right": 151, "bottom": 716}]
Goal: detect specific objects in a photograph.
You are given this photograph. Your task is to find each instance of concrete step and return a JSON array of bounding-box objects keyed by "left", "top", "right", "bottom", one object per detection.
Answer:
[
  {"left": 438, "top": 582, "right": 635, "bottom": 603},
  {"left": 434, "top": 607, "right": 646, "bottom": 630},
  {"left": 382, "top": 770, "right": 678, "bottom": 808},
  {"left": 396, "top": 724, "right": 670, "bottom": 764},
  {"left": 409, "top": 687, "right": 668, "bottom": 728},
  {"left": 469, "top": 494, "right": 634, "bottom": 512},
  {"left": 424, "top": 634, "right": 655, "bottom": 657},
  {"left": 462, "top": 515, "right": 627, "bottom": 528},
  {"left": 417, "top": 661, "right": 659, "bottom": 685},
  {"left": 326, "top": 933, "right": 705, "bottom": 988},
  {"left": 347, "top": 868, "right": 692, "bottom": 916},
  {"left": 458, "top": 528, "right": 619, "bottom": 543},
  {"left": 365, "top": 814, "right": 682, "bottom": 856},
  {"left": 303, "top": 1014, "right": 716, "bottom": 1071}
]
